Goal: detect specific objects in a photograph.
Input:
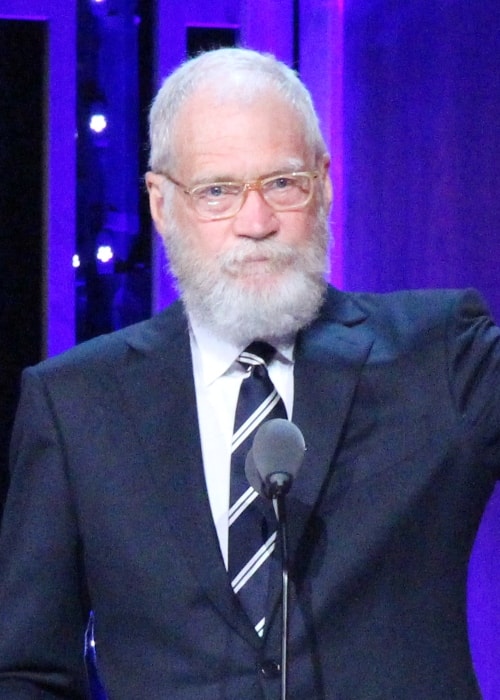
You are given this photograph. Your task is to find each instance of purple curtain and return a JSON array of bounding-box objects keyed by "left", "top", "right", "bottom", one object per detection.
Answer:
[
  {"left": 343, "top": 0, "right": 500, "bottom": 316},
  {"left": 343, "top": 0, "right": 500, "bottom": 696}
]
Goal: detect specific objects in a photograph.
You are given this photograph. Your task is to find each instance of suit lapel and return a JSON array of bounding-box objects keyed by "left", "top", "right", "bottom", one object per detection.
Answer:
[
  {"left": 266, "top": 288, "right": 374, "bottom": 627},
  {"left": 117, "top": 303, "right": 260, "bottom": 648},
  {"left": 292, "top": 291, "right": 373, "bottom": 516}
]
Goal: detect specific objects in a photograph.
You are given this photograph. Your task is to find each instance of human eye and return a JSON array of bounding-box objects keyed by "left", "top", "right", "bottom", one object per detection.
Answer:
[
  {"left": 266, "top": 175, "right": 296, "bottom": 191},
  {"left": 193, "top": 183, "right": 240, "bottom": 200}
]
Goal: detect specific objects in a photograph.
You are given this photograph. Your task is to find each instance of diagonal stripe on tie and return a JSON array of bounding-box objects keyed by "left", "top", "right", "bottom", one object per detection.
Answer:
[
  {"left": 228, "top": 341, "right": 287, "bottom": 636},
  {"left": 228, "top": 486, "right": 259, "bottom": 526},
  {"left": 232, "top": 389, "right": 282, "bottom": 451},
  {"left": 231, "top": 532, "right": 277, "bottom": 593}
]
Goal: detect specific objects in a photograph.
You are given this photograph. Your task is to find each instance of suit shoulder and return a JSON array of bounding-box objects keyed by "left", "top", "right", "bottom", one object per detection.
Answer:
[
  {"left": 28, "top": 301, "right": 186, "bottom": 380},
  {"left": 342, "top": 287, "right": 490, "bottom": 330},
  {"left": 321, "top": 287, "right": 495, "bottom": 359}
]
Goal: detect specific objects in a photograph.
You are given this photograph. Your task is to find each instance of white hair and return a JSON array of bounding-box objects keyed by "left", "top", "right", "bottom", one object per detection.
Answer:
[{"left": 148, "top": 47, "right": 328, "bottom": 174}]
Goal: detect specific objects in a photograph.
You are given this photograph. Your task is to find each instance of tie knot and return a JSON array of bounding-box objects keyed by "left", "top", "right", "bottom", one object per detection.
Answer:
[{"left": 238, "top": 341, "right": 276, "bottom": 370}]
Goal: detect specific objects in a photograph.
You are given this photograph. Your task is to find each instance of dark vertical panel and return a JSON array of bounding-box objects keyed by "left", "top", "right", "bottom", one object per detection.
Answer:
[
  {"left": 137, "top": 0, "right": 155, "bottom": 276},
  {"left": 292, "top": 0, "right": 300, "bottom": 72},
  {"left": 186, "top": 26, "right": 238, "bottom": 57},
  {"left": 76, "top": 0, "right": 153, "bottom": 344},
  {"left": 0, "top": 19, "right": 45, "bottom": 518}
]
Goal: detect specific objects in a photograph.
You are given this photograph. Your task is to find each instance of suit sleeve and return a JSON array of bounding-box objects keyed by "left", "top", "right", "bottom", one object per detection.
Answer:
[
  {"left": 447, "top": 288, "right": 500, "bottom": 481},
  {"left": 0, "top": 368, "right": 90, "bottom": 698}
]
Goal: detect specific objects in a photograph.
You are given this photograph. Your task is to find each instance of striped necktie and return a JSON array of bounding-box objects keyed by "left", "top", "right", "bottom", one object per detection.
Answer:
[{"left": 228, "top": 341, "right": 287, "bottom": 637}]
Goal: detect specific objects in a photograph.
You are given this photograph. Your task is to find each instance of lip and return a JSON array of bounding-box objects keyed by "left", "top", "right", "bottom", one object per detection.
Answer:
[
  {"left": 225, "top": 257, "right": 275, "bottom": 277},
  {"left": 242, "top": 256, "right": 270, "bottom": 264}
]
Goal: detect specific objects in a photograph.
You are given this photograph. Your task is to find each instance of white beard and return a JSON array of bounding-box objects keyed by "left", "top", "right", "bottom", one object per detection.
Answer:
[{"left": 162, "top": 209, "right": 330, "bottom": 346}]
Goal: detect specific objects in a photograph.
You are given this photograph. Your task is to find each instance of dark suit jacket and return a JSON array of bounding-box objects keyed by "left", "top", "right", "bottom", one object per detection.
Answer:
[{"left": 0, "top": 286, "right": 499, "bottom": 699}]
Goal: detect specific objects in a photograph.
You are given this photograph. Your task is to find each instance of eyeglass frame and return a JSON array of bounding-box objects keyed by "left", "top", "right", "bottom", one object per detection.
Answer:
[{"left": 157, "top": 170, "right": 321, "bottom": 221}]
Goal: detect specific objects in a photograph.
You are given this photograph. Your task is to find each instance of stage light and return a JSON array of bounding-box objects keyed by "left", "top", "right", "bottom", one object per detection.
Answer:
[
  {"left": 72, "top": 254, "right": 81, "bottom": 269},
  {"left": 96, "top": 245, "right": 114, "bottom": 264},
  {"left": 89, "top": 113, "right": 107, "bottom": 134}
]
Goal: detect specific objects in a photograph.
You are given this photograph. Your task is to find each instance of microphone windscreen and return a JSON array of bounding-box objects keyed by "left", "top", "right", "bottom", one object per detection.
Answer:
[
  {"left": 252, "top": 418, "right": 306, "bottom": 482},
  {"left": 244, "top": 448, "right": 265, "bottom": 496}
]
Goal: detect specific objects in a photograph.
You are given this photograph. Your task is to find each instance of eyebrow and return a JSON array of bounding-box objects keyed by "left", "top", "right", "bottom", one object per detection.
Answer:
[{"left": 191, "top": 161, "right": 308, "bottom": 186}]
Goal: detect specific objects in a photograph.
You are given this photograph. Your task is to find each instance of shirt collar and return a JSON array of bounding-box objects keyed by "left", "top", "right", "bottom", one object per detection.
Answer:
[{"left": 189, "top": 316, "right": 295, "bottom": 387}]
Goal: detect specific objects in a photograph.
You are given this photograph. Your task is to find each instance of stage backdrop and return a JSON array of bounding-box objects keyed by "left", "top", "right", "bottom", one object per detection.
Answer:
[{"left": 343, "top": 0, "right": 500, "bottom": 318}]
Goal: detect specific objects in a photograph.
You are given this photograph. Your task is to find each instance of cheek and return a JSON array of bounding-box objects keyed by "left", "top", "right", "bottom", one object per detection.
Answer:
[
  {"left": 278, "top": 210, "right": 316, "bottom": 245},
  {"left": 178, "top": 213, "right": 230, "bottom": 258},
  {"left": 200, "top": 223, "right": 234, "bottom": 257}
]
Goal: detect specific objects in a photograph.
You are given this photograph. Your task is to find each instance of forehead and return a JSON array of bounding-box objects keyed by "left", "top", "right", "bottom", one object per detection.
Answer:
[{"left": 171, "top": 88, "right": 311, "bottom": 180}]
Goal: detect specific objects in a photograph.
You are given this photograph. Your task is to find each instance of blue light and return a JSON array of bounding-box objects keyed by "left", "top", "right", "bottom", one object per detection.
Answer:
[
  {"left": 96, "top": 245, "right": 114, "bottom": 264},
  {"left": 89, "top": 0, "right": 107, "bottom": 19},
  {"left": 89, "top": 113, "right": 108, "bottom": 134}
]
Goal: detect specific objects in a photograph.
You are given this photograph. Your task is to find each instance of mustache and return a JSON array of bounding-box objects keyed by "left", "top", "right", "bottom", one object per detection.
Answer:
[{"left": 218, "top": 239, "right": 297, "bottom": 272}]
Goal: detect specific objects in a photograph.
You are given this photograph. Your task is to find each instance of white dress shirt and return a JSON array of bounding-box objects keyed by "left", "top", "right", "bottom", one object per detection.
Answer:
[{"left": 189, "top": 318, "right": 295, "bottom": 568}]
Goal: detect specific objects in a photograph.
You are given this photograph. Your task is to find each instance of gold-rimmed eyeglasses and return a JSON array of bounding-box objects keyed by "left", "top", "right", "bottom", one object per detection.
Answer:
[{"left": 159, "top": 170, "right": 320, "bottom": 221}]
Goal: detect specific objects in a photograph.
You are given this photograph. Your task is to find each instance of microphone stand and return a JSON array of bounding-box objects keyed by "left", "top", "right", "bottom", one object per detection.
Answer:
[
  {"left": 248, "top": 419, "right": 306, "bottom": 700},
  {"left": 274, "top": 492, "right": 290, "bottom": 700},
  {"left": 266, "top": 472, "right": 292, "bottom": 700}
]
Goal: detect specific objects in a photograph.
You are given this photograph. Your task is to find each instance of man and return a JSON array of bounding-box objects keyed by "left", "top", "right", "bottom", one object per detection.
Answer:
[{"left": 0, "top": 47, "right": 499, "bottom": 699}]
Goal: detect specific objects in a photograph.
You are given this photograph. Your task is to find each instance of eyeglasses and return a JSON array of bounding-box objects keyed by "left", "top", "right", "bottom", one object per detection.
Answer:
[{"left": 160, "top": 170, "right": 320, "bottom": 221}]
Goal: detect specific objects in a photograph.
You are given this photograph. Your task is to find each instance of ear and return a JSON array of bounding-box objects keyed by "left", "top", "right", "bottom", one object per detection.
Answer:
[
  {"left": 319, "top": 154, "right": 333, "bottom": 211},
  {"left": 145, "top": 171, "right": 167, "bottom": 234}
]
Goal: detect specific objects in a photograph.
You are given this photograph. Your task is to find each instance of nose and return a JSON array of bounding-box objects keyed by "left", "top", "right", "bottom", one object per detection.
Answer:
[{"left": 231, "top": 188, "right": 278, "bottom": 238}]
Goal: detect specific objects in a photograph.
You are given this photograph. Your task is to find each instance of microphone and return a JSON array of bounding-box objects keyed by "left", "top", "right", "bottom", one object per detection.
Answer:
[
  {"left": 243, "top": 448, "right": 265, "bottom": 495},
  {"left": 245, "top": 418, "right": 306, "bottom": 700},
  {"left": 245, "top": 418, "right": 305, "bottom": 499}
]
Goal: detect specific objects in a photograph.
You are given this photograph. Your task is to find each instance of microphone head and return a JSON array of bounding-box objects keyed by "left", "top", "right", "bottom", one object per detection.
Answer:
[
  {"left": 244, "top": 448, "right": 265, "bottom": 496},
  {"left": 251, "top": 419, "right": 306, "bottom": 497}
]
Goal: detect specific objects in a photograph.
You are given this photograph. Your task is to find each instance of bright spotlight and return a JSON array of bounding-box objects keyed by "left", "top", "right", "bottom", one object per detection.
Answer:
[
  {"left": 96, "top": 245, "right": 114, "bottom": 264},
  {"left": 89, "top": 113, "right": 108, "bottom": 134}
]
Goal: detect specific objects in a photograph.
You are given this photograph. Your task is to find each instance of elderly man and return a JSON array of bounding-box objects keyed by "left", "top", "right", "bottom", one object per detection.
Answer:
[{"left": 0, "top": 47, "right": 499, "bottom": 699}]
